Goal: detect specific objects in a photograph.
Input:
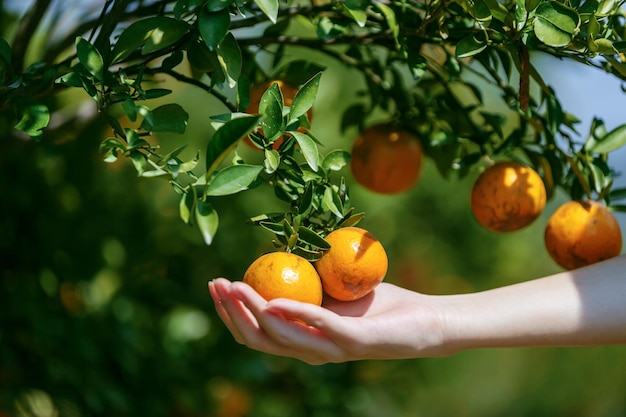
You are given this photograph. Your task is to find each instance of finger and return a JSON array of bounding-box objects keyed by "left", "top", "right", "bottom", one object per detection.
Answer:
[
  {"left": 231, "top": 283, "right": 345, "bottom": 362},
  {"left": 208, "top": 279, "right": 235, "bottom": 329},
  {"left": 266, "top": 297, "right": 355, "bottom": 343},
  {"left": 211, "top": 279, "right": 258, "bottom": 345}
]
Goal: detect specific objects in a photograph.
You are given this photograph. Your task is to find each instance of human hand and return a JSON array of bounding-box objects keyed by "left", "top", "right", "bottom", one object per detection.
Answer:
[{"left": 208, "top": 278, "right": 448, "bottom": 364}]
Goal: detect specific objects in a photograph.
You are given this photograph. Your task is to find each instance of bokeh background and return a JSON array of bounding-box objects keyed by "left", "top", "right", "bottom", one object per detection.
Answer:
[{"left": 2, "top": 1, "right": 626, "bottom": 416}]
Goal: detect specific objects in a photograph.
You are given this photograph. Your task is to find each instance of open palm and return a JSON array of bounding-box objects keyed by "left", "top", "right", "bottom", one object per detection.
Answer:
[{"left": 209, "top": 279, "right": 446, "bottom": 364}]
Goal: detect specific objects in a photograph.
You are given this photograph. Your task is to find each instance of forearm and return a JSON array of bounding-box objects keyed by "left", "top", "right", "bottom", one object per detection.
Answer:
[{"left": 440, "top": 255, "right": 626, "bottom": 353}]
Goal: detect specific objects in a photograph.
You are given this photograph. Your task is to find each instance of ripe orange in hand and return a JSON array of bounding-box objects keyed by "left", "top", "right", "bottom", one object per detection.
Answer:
[
  {"left": 314, "top": 227, "right": 388, "bottom": 301},
  {"left": 350, "top": 124, "right": 424, "bottom": 194},
  {"left": 243, "top": 252, "right": 323, "bottom": 305},
  {"left": 544, "top": 200, "right": 622, "bottom": 270},
  {"left": 243, "top": 80, "right": 313, "bottom": 150},
  {"left": 471, "top": 161, "right": 547, "bottom": 232}
]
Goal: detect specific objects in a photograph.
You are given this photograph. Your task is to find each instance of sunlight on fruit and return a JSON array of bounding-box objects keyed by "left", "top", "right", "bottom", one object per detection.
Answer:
[
  {"left": 544, "top": 200, "right": 623, "bottom": 270},
  {"left": 471, "top": 161, "right": 547, "bottom": 233},
  {"left": 243, "top": 252, "right": 323, "bottom": 305}
]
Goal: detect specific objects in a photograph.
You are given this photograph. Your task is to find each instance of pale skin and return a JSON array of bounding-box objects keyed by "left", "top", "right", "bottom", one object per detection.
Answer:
[{"left": 208, "top": 254, "right": 626, "bottom": 365}]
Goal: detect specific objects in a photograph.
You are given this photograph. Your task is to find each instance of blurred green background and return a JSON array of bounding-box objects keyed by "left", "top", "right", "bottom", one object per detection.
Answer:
[{"left": 2, "top": 5, "right": 626, "bottom": 414}]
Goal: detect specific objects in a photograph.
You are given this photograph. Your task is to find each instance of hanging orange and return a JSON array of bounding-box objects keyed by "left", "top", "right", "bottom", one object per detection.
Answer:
[
  {"left": 544, "top": 200, "right": 622, "bottom": 270},
  {"left": 350, "top": 124, "right": 424, "bottom": 194},
  {"left": 470, "top": 161, "right": 547, "bottom": 232}
]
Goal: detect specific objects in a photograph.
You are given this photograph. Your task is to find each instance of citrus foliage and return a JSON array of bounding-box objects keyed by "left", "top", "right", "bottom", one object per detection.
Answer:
[
  {"left": 2, "top": 0, "right": 626, "bottom": 248},
  {"left": 2, "top": 1, "right": 626, "bottom": 415}
]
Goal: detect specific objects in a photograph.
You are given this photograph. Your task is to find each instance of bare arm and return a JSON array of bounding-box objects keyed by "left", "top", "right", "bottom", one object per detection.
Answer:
[
  {"left": 209, "top": 255, "right": 626, "bottom": 364},
  {"left": 444, "top": 254, "right": 626, "bottom": 350}
]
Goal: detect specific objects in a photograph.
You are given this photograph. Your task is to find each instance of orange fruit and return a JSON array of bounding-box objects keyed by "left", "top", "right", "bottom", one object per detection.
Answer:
[
  {"left": 314, "top": 227, "right": 388, "bottom": 301},
  {"left": 350, "top": 124, "right": 423, "bottom": 194},
  {"left": 243, "top": 252, "right": 323, "bottom": 305},
  {"left": 544, "top": 200, "right": 622, "bottom": 270},
  {"left": 243, "top": 80, "right": 313, "bottom": 150},
  {"left": 470, "top": 161, "right": 547, "bottom": 232}
]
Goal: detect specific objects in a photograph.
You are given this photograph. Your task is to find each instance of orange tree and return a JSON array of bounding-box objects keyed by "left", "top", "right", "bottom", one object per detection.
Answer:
[
  {"left": 2, "top": 0, "right": 626, "bottom": 415},
  {"left": 2, "top": 0, "right": 626, "bottom": 251}
]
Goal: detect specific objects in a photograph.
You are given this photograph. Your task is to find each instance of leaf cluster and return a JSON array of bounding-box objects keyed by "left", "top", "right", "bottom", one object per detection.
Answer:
[{"left": 2, "top": 0, "right": 626, "bottom": 245}]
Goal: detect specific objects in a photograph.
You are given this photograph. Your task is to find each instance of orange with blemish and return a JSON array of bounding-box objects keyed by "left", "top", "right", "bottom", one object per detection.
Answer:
[
  {"left": 470, "top": 161, "right": 547, "bottom": 232},
  {"left": 314, "top": 227, "right": 388, "bottom": 301}
]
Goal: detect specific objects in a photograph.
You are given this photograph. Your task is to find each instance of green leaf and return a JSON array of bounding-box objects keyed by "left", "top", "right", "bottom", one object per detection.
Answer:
[
  {"left": 609, "top": 204, "right": 626, "bottom": 213},
  {"left": 291, "top": 246, "right": 324, "bottom": 261},
  {"left": 596, "top": 0, "right": 621, "bottom": 16},
  {"left": 338, "top": 212, "right": 365, "bottom": 228},
  {"left": 254, "top": 0, "right": 279, "bottom": 23},
  {"left": 195, "top": 200, "right": 219, "bottom": 245},
  {"left": 588, "top": 124, "right": 626, "bottom": 154},
  {"left": 322, "top": 150, "right": 351, "bottom": 171},
  {"left": 55, "top": 71, "right": 83, "bottom": 88},
  {"left": 322, "top": 186, "right": 343, "bottom": 218},
  {"left": 533, "top": 1, "right": 580, "bottom": 47},
  {"left": 187, "top": 40, "right": 216, "bottom": 72},
  {"left": 471, "top": 0, "right": 493, "bottom": 22},
  {"left": 288, "top": 72, "right": 322, "bottom": 125},
  {"left": 375, "top": 1, "right": 400, "bottom": 41},
  {"left": 609, "top": 188, "right": 626, "bottom": 202},
  {"left": 289, "top": 131, "right": 319, "bottom": 171},
  {"left": 298, "top": 182, "right": 314, "bottom": 214},
  {"left": 161, "top": 50, "right": 184, "bottom": 70},
  {"left": 342, "top": 0, "right": 368, "bottom": 27},
  {"left": 140, "top": 103, "right": 189, "bottom": 133},
  {"left": 199, "top": 8, "right": 230, "bottom": 50},
  {"left": 216, "top": 32, "right": 242, "bottom": 88},
  {"left": 76, "top": 37, "right": 104, "bottom": 81},
  {"left": 144, "top": 89, "right": 173, "bottom": 99},
  {"left": 128, "top": 150, "right": 148, "bottom": 176},
  {"left": 205, "top": 165, "right": 262, "bottom": 196},
  {"left": 100, "top": 137, "right": 126, "bottom": 163},
  {"left": 206, "top": 0, "right": 232, "bottom": 11},
  {"left": 206, "top": 115, "right": 261, "bottom": 177},
  {"left": 111, "top": 17, "right": 189, "bottom": 63},
  {"left": 257, "top": 220, "right": 286, "bottom": 235},
  {"left": 179, "top": 187, "right": 197, "bottom": 226},
  {"left": 587, "top": 159, "right": 607, "bottom": 194},
  {"left": 456, "top": 34, "right": 488, "bottom": 58},
  {"left": 514, "top": 0, "right": 528, "bottom": 28},
  {"left": 264, "top": 149, "right": 280, "bottom": 174},
  {"left": 259, "top": 82, "right": 284, "bottom": 139},
  {"left": 14, "top": 99, "right": 50, "bottom": 141},
  {"left": 125, "top": 128, "right": 148, "bottom": 150},
  {"left": 592, "top": 38, "right": 617, "bottom": 54},
  {"left": 297, "top": 227, "right": 331, "bottom": 250}
]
